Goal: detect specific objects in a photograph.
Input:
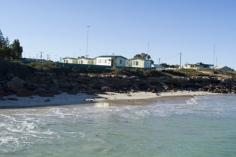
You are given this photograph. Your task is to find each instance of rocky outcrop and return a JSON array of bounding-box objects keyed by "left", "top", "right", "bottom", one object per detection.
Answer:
[
  {"left": 7, "top": 77, "right": 25, "bottom": 93},
  {"left": 0, "top": 60, "right": 235, "bottom": 98}
]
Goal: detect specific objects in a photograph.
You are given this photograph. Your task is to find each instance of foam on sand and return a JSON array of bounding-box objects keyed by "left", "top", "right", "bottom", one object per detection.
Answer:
[
  {"left": 97, "top": 91, "right": 215, "bottom": 101},
  {"left": 0, "top": 91, "right": 216, "bottom": 108}
]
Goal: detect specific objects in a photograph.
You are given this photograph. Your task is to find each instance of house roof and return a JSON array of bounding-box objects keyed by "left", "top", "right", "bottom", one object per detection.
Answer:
[
  {"left": 195, "top": 62, "right": 214, "bottom": 66},
  {"left": 96, "top": 55, "right": 127, "bottom": 59},
  {"left": 129, "top": 58, "right": 151, "bottom": 61},
  {"left": 78, "top": 57, "right": 94, "bottom": 60},
  {"left": 63, "top": 57, "right": 77, "bottom": 60}
]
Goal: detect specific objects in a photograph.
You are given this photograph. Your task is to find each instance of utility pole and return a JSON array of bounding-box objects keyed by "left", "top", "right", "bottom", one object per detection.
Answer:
[
  {"left": 47, "top": 54, "right": 50, "bottom": 61},
  {"left": 147, "top": 41, "right": 150, "bottom": 53},
  {"left": 40, "top": 51, "right": 43, "bottom": 60},
  {"left": 213, "top": 44, "right": 216, "bottom": 67},
  {"left": 86, "top": 25, "right": 91, "bottom": 56},
  {"left": 179, "top": 52, "right": 182, "bottom": 68},
  {"left": 40, "top": 51, "right": 44, "bottom": 71}
]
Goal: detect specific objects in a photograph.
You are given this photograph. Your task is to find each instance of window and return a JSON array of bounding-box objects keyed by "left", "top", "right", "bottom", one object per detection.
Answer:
[
  {"left": 136, "top": 61, "right": 139, "bottom": 66},
  {"left": 119, "top": 59, "right": 122, "bottom": 64}
]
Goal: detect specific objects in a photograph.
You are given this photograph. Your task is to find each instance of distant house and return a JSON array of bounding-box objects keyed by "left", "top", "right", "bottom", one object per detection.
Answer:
[
  {"left": 218, "top": 66, "right": 235, "bottom": 72},
  {"left": 184, "top": 64, "right": 197, "bottom": 69},
  {"left": 128, "top": 58, "right": 152, "bottom": 69},
  {"left": 184, "top": 63, "right": 214, "bottom": 70},
  {"left": 63, "top": 57, "right": 78, "bottom": 64},
  {"left": 95, "top": 55, "right": 128, "bottom": 67},
  {"left": 77, "top": 57, "right": 94, "bottom": 65},
  {"left": 195, "top": 62, "right": 214, "bottom": 69},
  {"left": 159, "top": 63, "right": 180, "bottom": 70},
  {"left": 154, "top": 64, "right": 165, "bottom": 71}
]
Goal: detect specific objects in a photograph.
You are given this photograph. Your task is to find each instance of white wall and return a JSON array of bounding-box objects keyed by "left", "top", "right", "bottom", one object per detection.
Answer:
[
  {"left": 78, "top": 58, "right": 94, "bottom": 65},
  {"left": 95, "top": 57, "right": 112, "bottom": 66},
  {"left": 64, "top": 58, "right": 77, "bottom": 64},
  {"left": 129, "top": 59, "right": 144, "bottom": 68},
  {"left": 129, "top": 59, "right": 152, "bottom": 68}
]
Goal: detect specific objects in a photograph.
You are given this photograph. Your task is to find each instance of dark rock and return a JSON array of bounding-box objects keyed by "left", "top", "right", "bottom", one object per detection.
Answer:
[
  {"left": 16, "top": 89, "right": 34, "bottom": 97},
  {"left": 101, "top": 86, "right": 111, "bottom": 92},
  {"left": 44, "top": 99, "right": 51, "bottom": 102},
  {"left": 7, "top": 97, "right": 18, "bottom": 101},
  {"left": 0, "top": 86, "right": 8, "bottom": 97},
  {"left": 34, "top": 88, "right": 55, "bottom": 97},
  {"left": 7, "top": 77, "right": 25, "bottom": 92}
]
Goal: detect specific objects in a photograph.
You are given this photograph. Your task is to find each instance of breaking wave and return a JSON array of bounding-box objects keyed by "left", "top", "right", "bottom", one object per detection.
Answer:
[{"left": 0, "top": 95, "right": 235, "bottom": 154}]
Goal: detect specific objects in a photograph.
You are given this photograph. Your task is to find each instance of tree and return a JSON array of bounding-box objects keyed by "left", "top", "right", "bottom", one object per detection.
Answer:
[
  {"left": 0, "top": 29, "right": 5, "bottom": 48},
  {"left": 134, "top": 53, "right": 151, "bottom": 60},
  {"left": 0, "top": 29, "right": 23, "bottom": 60},
  {"left": 10, "top": 39, "right": 23, "bottom": 59}
]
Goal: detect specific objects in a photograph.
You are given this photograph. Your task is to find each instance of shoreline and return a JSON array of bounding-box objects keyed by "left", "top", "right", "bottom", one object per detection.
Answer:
[
  {"left": 96, "top": 91, "right": 217, "bottom": 101},
  {"left": 0, "top": 91, "right": 220, "bottom": 109}
]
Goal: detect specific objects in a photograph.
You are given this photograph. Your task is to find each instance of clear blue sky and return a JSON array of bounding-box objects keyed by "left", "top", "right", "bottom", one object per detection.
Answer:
[{"left": 1, "top": 0, "right": 236, "bottom": 68}]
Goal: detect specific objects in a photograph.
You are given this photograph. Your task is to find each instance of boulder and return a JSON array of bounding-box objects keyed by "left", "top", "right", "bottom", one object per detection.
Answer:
[
  {"left": 16, "top": 89, "right": 34, "bottom": 97},
  {"left": 0, "top": 90, "right": 8, "bottom": 97},
  {"left": 33, "top": 86, "right": 57, "bottom": 97},
  {"left": 101, "top": 86, "right": 111, "bottom": 92},
  {"left": 7, "top": 77, "right": 25, "bottom": 92}
]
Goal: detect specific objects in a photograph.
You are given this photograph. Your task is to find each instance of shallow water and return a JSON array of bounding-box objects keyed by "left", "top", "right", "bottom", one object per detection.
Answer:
[{"left": 0, "top": 95, "right": 236, "bottom": 157}]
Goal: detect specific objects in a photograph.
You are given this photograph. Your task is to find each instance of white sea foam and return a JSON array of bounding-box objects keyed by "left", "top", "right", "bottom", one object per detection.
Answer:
[
  {"left": 0, "top": 95, "right": 235, "bottom": 154},
  {"left": 0, "top": 113, "right": 59, "bottom": 153},
  {"left": 186, "top": 97, "right": 198, "bottom": 105}
]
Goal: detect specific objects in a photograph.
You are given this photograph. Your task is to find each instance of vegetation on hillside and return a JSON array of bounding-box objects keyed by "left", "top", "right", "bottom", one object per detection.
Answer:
[{"left": 0, "top": 30, "right": 23, "bottom": 60}]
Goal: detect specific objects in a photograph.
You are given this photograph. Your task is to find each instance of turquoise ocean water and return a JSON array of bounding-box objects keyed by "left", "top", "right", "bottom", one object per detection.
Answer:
[{"left": 0, "top": 95, "right": 235, "bottom": 157}]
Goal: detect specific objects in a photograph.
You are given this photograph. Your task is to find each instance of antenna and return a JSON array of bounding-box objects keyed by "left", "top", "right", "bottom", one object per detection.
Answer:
[
  {"left": 216, "top": 56, "right": 218, "bottom": 67},
  {"left": 86, "top": 25, "right": 91, "bottom": 56},
  {"left": 213, "top": 44, "right": 216, "bottom": 67},
  {"left": 147, "top": 41, "right": 150, "bottom": 53},
  {"left": 40, "top": 51, "right": 43, "bottom": 60},
  {"left": 47, "top": 54, "right": 50, "bottom": 60},
  {"left": 179, "top": 52, "right": 182, "bottom": 68}
]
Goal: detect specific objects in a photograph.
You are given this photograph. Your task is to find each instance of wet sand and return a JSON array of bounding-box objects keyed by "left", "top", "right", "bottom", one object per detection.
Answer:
[{"left": 0, "top": 91, "right": 216, "bottom": 108}]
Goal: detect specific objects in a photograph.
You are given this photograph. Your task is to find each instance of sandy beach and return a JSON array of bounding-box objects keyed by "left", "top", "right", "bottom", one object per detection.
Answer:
[
  {"left": 0, "top": 91, "right": 217, "bottom": 108},
  {"left": 96, "top": 91, "right": 215, "bottom": 101}
]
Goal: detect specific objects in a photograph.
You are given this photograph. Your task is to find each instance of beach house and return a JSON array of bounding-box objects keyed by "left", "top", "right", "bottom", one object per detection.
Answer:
[
  {"left": 95, "top": 55, "right": 128, "bottom": 67},
  {"left": 63, "top": 57, "right": 78, "bottom": 64},
  {"left": 77, "top": 56, "right": 94, "bottom": 65},
  {"left": 184, "top": 63, "right": 214, "bottom": 70},
  {"left": 128, "top": 58, "right": 153, "bottom": 69}
]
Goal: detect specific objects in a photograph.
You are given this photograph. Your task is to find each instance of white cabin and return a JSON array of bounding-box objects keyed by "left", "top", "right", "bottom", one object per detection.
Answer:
[
  {"left": 77, "top": 57, "right": 94, "bottom": 65},
  {"left": 128, "top": 58, "right": 152, "bottom": 69},
  {"left": 95, "top": 56, "right": 128, "bottom": 67},
  {"left": 63, "top": 57, "right": 78, "bottom": 64}
]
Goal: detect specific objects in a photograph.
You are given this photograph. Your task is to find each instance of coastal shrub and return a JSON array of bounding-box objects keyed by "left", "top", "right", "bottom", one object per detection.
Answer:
[
  {"left": 111, "top": 67, "right": 145, "bottom": 77},
  {"left": 162, "top": 70, "right": 187, "bottom": 77},
  {"left": 0, "top": 60, "right": 34, "bottom": 80},
  {"left": 177, "top": 69, "right": 206, "bottom": 77},
  {"left": 143, "top": 70, "right": 166, "bottom": 77},
  {"left": 28, "top": 61, "right": 57, "bottom": 71}
]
